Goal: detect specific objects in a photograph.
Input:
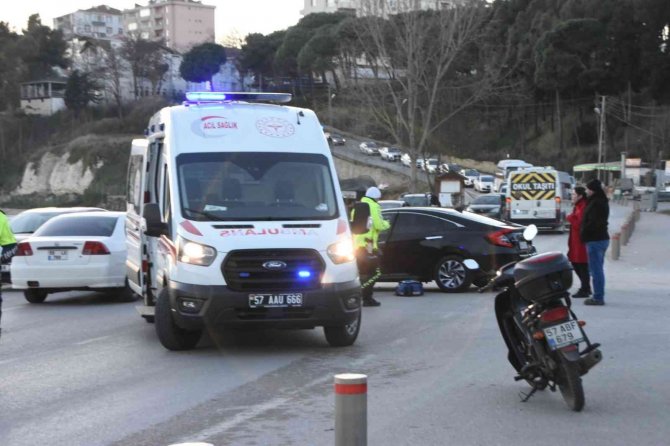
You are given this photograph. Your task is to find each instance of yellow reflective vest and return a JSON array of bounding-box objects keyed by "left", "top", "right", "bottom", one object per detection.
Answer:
[
  {"left": 350, "top": 196, "right": 390, "bottom": 250},
  {"left": 0, "top": 212, "right": 16, "bottom": 246}
]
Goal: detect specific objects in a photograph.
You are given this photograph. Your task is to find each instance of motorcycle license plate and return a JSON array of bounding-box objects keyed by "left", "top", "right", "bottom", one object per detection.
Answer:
[
  {"left": 248, "top": 293, "right": 303, "bottom": 308},
  {"left": 518, "top": 241, "right": 528, "bottom": 250},
  {"left": 1, "top": 264, "right": 9, "bottom": 273},
  {"left": 543, "top": 320, "right": 584, "bottom": 350}
]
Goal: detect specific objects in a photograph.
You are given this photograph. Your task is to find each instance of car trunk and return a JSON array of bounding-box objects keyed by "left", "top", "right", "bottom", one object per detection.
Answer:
[{"left": 20, "top": 237, "right": 105, "bottom": 266}]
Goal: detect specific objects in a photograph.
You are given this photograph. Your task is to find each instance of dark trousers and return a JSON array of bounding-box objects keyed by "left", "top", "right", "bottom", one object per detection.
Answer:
[
  {"left": 356, "top": 248, "right": 381, "bottom": 301},
  {"left": 571, "top": 262, "right": 591, "bottom": 293}
]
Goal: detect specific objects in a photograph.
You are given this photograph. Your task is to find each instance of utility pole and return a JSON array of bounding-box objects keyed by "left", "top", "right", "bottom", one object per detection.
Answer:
[{"left": 596, "top": 95, "right": 607, "bottom": 181}]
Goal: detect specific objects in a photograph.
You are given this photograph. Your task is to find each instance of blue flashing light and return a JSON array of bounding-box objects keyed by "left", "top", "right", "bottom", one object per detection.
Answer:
[
  {"left": 297, "top": 270, "right": 311, "bottom": 279},
  {"left": 186, "top": 91, "right": 227, "bottom": 102},
  {"left": 184, "top": 91, "right": 293, "bottom": 105},
  {"left": 239, "top": 272, "right": 251, "bottom": 278}
]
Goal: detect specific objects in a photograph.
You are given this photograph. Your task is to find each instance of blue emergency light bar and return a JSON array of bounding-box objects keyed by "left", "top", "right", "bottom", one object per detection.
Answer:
[{"left": 185, "top": 91, "right": 292, "bottom": 104}]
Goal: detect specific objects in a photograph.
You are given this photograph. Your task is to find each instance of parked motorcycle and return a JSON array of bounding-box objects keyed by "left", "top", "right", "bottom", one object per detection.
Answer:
[{"left": 483, "top": 225, "right": 602, "bottom": 411}]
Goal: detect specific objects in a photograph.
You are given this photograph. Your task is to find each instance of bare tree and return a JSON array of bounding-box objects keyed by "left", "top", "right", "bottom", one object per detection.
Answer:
[
  {"left": 99, "top": 43, "right": 126, "bottom": 119},
  {"left": 219, "top": 30, "right": 245, "bottom": 49},
  {"left": 351, "top": 0, "right": 510, "bottom": 191},
  {"left": 121, "top": 35, "right": 167, "bottom": 99}
]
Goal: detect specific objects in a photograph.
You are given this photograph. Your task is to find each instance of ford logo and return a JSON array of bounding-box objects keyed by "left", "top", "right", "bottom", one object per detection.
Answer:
[{"left": 263, "top": 260, "right": 287, "bottom": 270}]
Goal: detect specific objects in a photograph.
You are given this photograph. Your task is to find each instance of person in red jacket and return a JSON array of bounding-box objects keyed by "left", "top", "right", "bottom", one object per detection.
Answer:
[{"left": 566, "top": 186, "right": 591, "bottom": 298}]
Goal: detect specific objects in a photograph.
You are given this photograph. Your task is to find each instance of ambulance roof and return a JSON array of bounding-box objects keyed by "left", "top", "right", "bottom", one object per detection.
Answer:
[{"left": 147, "top": 96, "right": 327, "bottom": 156}]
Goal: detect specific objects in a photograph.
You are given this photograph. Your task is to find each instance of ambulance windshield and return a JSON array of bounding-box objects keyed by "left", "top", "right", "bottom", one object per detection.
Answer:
[{"left": 177, "top": 152, "right": 339, "bottom": 221}]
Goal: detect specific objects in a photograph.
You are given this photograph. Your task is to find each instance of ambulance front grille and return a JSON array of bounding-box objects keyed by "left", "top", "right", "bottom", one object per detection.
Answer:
[{"left": 222, "top": 249, "right": 325, "bottom": 291}]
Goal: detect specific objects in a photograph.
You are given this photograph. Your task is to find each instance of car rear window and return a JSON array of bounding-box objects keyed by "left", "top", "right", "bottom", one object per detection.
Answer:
[
  {"left": 473, "top": 196, "right": 501, "bottom": 205},
  {"left": 35, "top": 216, "right": 119, "bottom": 237}
]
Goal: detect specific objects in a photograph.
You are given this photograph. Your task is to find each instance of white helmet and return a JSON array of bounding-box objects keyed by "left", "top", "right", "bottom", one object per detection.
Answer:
[{"left": 365, "top": 186, "right": 381, "bottom": 200}]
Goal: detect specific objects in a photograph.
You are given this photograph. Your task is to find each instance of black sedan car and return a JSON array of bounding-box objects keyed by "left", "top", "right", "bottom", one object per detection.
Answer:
[
  {"left": 328, "top": 133, "right": 346, "bottom": 145},
  {"left": 466, "top": 194, "right": 506, "bottom": 220},
  {"left": 378, "top": 207, "right": 535, "bottom": 292}
]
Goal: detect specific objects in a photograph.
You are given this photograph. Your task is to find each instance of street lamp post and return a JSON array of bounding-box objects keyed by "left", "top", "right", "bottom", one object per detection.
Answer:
[{"left": 594, "top": 95, "right": 606, "bottom": 181}]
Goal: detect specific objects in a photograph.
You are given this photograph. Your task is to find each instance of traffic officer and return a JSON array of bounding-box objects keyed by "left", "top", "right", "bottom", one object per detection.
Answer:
[
  {"left": 0, "top": 209, "right": 18, "bottom": 337},
  {"left": 351, "top": 187, "right": 390, "bottom": 307}
]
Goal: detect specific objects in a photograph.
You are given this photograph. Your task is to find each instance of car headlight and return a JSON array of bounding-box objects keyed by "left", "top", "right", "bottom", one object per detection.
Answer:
[
  {"left": 177, "top": 235, "right": 217, "bottom": 266},
  {"left": 327, "top": 239, "right": 355, "bottom": 264}
]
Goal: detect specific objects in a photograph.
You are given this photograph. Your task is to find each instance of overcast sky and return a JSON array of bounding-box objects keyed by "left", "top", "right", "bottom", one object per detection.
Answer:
[{"left": 2, "top": 0, "right": 304, "bottom": 40}]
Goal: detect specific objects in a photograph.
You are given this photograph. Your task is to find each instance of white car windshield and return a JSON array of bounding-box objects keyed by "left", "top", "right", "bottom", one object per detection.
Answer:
[{"left": 177, "top": 152, "right": 339, "bottom": 221}]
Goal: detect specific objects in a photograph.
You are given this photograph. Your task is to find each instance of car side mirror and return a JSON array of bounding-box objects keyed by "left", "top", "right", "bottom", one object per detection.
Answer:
[{"left": 143, "top": 203, "right": 168, "bottom": 237}]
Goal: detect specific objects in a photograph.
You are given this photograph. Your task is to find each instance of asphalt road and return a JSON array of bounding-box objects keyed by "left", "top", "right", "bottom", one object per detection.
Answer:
[{"left": 1, "top": 208, "right": 669, "bottom": 446}]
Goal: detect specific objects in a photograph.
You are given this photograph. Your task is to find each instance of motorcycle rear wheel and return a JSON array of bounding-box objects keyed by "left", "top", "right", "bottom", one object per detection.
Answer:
[{"left": 557, "top": 358, "right": 585, "bottom": 412}]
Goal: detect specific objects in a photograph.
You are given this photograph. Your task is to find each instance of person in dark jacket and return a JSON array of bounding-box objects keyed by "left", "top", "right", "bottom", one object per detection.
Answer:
[
  {"left": 580, "top": 179, "right": 609, "bottom": 306},
  {"left": 567, "top": 186, "right": 591, "bottom": 297}
]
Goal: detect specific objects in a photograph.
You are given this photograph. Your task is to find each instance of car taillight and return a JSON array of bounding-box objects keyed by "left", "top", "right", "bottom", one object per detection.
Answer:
[
  {"left": 486, "top": 228, "right": 514, "bottom": 247},
  {"left": 540, "top": 306, "right": 569, "bottom": 323},
  {"left": 505, "top": 197, "right": 511, "bottom": 219},
  {"left": 82, "top": 241, "right": 110, "bottom": 255},
  {"left": 555, "top": 196, "right": 561, "bottom": 219},
  {"left": 16, "top": 242, "right": 33, "bottom": 256}
]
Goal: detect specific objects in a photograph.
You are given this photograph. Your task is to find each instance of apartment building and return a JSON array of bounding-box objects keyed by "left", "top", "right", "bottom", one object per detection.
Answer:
[
  {"left": 301, "top": 0, "right": 456, "bottom": 16},
  {"left": 53, "top": 5, "right": 124, "bottom": 41},
  {"left": 123, "top": 0, "right": 215, "bottom": 52}
]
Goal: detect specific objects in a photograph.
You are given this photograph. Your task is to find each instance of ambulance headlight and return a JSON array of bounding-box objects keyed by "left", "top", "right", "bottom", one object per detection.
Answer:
[
  {"left": 177, "top": 236, "right": 217, "bottom": 266},
  {"left": 327, "top": 239, "right": 355, "bottom": 264}
]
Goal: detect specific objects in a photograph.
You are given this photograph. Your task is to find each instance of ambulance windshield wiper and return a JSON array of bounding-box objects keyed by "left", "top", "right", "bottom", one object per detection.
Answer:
[{"left": 183, "top": 208, "right": 226, "bottom": 221}]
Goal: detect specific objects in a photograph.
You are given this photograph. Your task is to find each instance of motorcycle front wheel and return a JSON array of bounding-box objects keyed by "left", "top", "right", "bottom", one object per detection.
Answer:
[{"left": 557, "top": 358, "right": 585, "bottom": 412}]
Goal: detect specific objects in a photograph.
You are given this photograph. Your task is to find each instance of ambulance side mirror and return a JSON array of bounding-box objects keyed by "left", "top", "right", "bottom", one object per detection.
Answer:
[{"left": 143, "top": 203, "right": 168, "bottom": 237}]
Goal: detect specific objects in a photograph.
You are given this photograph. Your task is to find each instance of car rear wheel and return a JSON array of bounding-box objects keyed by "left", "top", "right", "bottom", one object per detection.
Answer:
[
  {"left": 24, "top": 290, "right": 48, "bottom": 303},
  {"left": 155, "top": 289, "right": 202, "bottom": 351},
  {"left": 434, "top": 255, "right": 473, "bottom": 293},
  {"left": 111, "top": 280, "right": 138, "bottom": 302}
]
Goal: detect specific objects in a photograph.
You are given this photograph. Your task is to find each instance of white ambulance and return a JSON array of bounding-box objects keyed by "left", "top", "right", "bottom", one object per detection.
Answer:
[
  {"left": 125, "top": 92, "right": 361, "bottom": 351},
  {"left": 505, "top": 167, "right": 573, "bottom": 231}
]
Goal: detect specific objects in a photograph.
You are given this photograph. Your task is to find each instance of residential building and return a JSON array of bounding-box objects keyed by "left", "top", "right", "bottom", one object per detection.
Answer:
[
  {"left": 53, "top": 5, "right": 124, "bottom": 41},
  {"left": 122, "top": 0, "right": 216, "bottom": 52},
  {"left": 301, "top": 0, "right": 457, "bottom": 17}
]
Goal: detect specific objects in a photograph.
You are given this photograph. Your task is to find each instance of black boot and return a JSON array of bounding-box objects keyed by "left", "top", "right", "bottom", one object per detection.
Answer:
[{"left": 363, "top": 297, "right": 381, "bottom": 307}]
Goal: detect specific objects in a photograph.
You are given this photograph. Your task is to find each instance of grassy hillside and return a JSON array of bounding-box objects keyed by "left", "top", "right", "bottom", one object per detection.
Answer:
[{"left": 0, "top": 97, "right": 171, "bottom": 208}]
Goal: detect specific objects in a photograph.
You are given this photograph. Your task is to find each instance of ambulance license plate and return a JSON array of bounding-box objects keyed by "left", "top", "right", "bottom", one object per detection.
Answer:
[{"left": 248, "top": 293, "right": 303, "bottom": 308}]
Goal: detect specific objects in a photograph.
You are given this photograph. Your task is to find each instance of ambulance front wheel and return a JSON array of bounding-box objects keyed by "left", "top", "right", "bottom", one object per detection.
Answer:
[
  {"left": 155, "top": 289, "right": 202, "bottom": 351},
  {"left": 324, "top": 309, "right": 361, "bottom": 347}
]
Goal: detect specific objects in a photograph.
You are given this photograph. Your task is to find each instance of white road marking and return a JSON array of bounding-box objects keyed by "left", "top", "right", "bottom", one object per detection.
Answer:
[
  {"left": 179, "top": 353, "right": 377, "bottom": 442},
  {"left": 74, "top": 335, "right": 111, "bottom": 346}
]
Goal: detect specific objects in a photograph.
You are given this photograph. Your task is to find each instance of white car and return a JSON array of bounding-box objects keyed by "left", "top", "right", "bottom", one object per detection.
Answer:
[
  {"left": 359, "top": 141, "right": 379, "bottom": 155},
  {"left": 2, "top": 207, "right": 104, "bottom": 284},
  {"left": 400, "top": 153, "right": 412, "bottom": 167},
  {"left": 459, "top": 169, "right": 480, "bottom": 187},
  {"left": 10, "top": 211, "right": 133, "bottom": 303},
  {"left": 424, "top": 158, "right": 439, "bottom": 173},
  {"left": 474, "top": 175, "right": 495, "bottom": 193},
  {"left": 380, "top": 146, "right": 402, "bottom": 161}
]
